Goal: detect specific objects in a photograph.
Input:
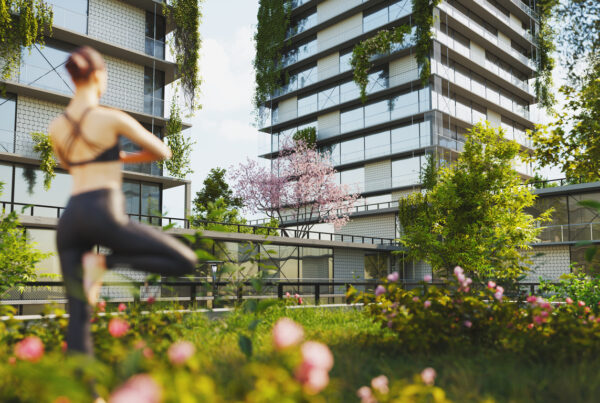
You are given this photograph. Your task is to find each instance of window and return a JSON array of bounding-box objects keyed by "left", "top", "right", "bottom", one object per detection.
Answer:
[
  {"left": 392, "top": 156, "right": 421, "bottom": 187},
  {"left": 298, "top": 93, "right": 318, "bottom": 116},
  {"left": 47, "top": 0, "right": 88, "bottom": 34},
  {"left": 144, "top": 67, "right": 165, "bottom": 116},
  {"left": 365, "top": 131, "right": 390, "bottom": 159},
  {"left": 141, "top": 183, "right": 161, "bottom": 224},
  {"left": 0, "top": 94, "right": 16, "bottom": 154},
  {"left": 20, "top": 41, "right": 74, "bottom": 95},
  {"left": 389, "top": 0, "right": 412, "bottom": 20},
  {"left": 289, "top": 11, "right": 317, "bottom": 37},
  {"left": 297, "top": 65, "right": 317, "bottom": 89},
  {"left": 123, "top": 181, "right": 141, "bottom": 217},
  {"left": 367, "top": 70, "right": 388, "bottom": 94},
  {"left": 340, "top": 137, "right": 364, "bottom": 164},
  {"left": 341, "top": 107, "right": 364, "bottom": 133},
  {"left": 121, "top": 124, "right": 163, "bottom": 176},
  {"left": 14, "top": 166, "right": 73, "bottom": 216},
  {"left": 420, "top": 121, "right": 431, "bottom": 147},
  {"left": 0, "top": 163, "right": 13, "bottom": 201},
  {"left": 318, "top": 86, "right": 339, "bottom": 110},
  {"left": 145, "top": 11, "right": 166, "bottom": 59},
  {"left": 365, "top": 100, "right": 390, "bottom": 127},
  {"left": 341, "top": 167, "right": 365, "bottom": 193},
  {"left": 363, "top": 7, "right": 388, "bottom": 32},
  {"left": 390, "top": 91, "right": 419, "bottom": 120},
  {"left": 391, "top": 124, "right": 420, "bottom": 153},
  {"left": 340, "top": 81, "right": 360, "bottom": 103},
  {"left": 322, "top": 143, "right": 341, "bottom": 166},
  {"left": 340, "top": 51, "right": 353, "bottom": 73}
]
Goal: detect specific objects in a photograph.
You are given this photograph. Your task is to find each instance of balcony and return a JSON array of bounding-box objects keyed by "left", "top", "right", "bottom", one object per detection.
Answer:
[
  {"left": 50, "top": 2, "right": 88, "bottom": 34},
  {"left": 145, "top": 37, "right": 166, "bottom": 59},
  {"left": 144, "top": 95, "right": 165, "bottom": 117}
]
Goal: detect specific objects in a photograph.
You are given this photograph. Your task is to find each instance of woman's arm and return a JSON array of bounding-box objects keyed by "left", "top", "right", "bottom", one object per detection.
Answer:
[{"left": 112, "top": 110, "right": 172, "bottom": 162}]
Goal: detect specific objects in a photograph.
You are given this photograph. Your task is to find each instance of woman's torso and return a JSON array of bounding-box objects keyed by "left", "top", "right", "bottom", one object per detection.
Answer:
[{"left": 50, "top": 105, "right": 123, "bottom": 196}]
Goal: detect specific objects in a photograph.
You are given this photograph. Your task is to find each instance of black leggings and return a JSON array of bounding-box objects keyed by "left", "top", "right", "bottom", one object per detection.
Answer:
[{"left": 56, "top": 188, "right": 197, "bottom": 354}]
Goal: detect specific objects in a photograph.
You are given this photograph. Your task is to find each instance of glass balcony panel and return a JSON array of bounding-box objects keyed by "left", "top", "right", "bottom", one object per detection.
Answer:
[
  {"left": 298, "top": 93, "right": 318, "bottom": 116},
  {"left": 48, "top": 0, "right": 88, "bottom": 34},
  {"left": 341, "top": 107, "right": 364, "bottom": 133},
  {"left": 365, "top": 100, "right": 391, "bottom": 127},
  {"left": 340, "top": 137, "right": 364, "bottom": 164},
  {"left": 341, "top": 167, "right": 365, "bottom": 193},
  {"left": 390, "top": 91, "right": 419, "bottom": 120},
  {"left": 392, "top": 156, "right": 421, "bottom": 188},
  {"left": 318, "top": 86, "right": 340, "bottom": 110},
  {"left": 340, "top": 81, "right": 361, "bottom": 103},
  {"left": 389, "top": 0, "right": 412, "bottom": 20},
  {"left": 365, "top": 131, "right": 390, "bottom": 159},
  {"left": 363, "top": 7, "right": 389, "bottom": 32},
  {"left": 391, "top": 124, "right": 419, "bottom": 154}
]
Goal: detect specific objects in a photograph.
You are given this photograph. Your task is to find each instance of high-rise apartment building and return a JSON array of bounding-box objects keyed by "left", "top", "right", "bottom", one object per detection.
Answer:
[
  {"left": 258, "top": 0, "right": 539, "bottom": 279},
  {"left": 0, "top": 0, "right": 191, "bottom": 278}
]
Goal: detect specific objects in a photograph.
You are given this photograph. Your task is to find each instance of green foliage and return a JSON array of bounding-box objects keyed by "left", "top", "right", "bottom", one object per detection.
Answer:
[
  {"left": 0, "top": 0, "right": 53, "bottom": 82},
  {"left": 163, "top": 0, "right": 203, "bottom": 111},
  {"left": 193, "top": 167, "right": 243, "bottom": 220},
  {"left": 399, "top": 122, "right": 551, "bottom": 280},
  {"left": 158, "top": 100, "right": 195, "bottom": 179},
  {"left": 534, "top": 0, "right": 558, "bottom": 110},
  {"left": 192, "top": 198, "right": 278, "bottom": 236},
  {"left": 292, "top": 126, "right": 316, "bottom": 147},
  {"left": 0, "top": 183, "right": 50, "bottom": 297},
  {"left": 30, "top": 132, "right": 56, "bottom": 190},
  {"left": 253, "top": 0, "right": 292, "bottom": 112},
  {"left": 412, "top": 0, "right": 442, "bottom": 85},
  {"left": 351, "top": 25, "right": 411, "bottom": 102},
  {"left": 540, "top": 272, "right": 600, "bottom": 309},
  {"left": 419, "top": 151, "right": 438, "bottom": 191},
  {"left": 528, "top": 60, "right": 600, "bottom": 181}
]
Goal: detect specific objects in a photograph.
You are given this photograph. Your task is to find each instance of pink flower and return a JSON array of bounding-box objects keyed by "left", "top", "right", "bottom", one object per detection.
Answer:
[
  {"left": 285, "top": 292, "right": 291, "bottom": 298},
  {"left": 424, "top": 274, "right": 432, "bottom": 283},
  {"left": 527, "top": 295, "right": 537, "bottom": 304},
  {"left": 463, "top": 320, "right": 472, "bottom": 328},
  {"left": 371, "top": 375, "right": 389, "bottom": 394},
  {"left": 375, "top": 285, "right": 386, "bottom": 296},
  {"left": 298, "top": 365, "right": 329, "bottom": 395},
  {"left": 457, "top": 273, "right": 466, "bottom": 283},
  {"left": 487, "top": 281, "right": 496, "bottom": 289},
  {"left": 109, "top": 374, "right": 162, "bottom": 403},
  {"left": 298, "top": 297, "right": 303, "bottom": 305},
  {"left": 387, "top": 271, "right": 399, "bottom": 282},
  {"left": 421, "top": 367, "right": 436, "bottom": 386},
  {"left": 540, "top": 310, "right": 549, "bottom": 318},
  {"left": 527, "top": 323, "right": 534, "bottom": 329},
  {"left": 97, "top": 300, "right": 106, "bottom": 312},
  {"left": 533, "top": 316, "right": 544, "bottom": 325},
  {"left": 424, "top": 300, "right": 432, "bottom": 308},
  {"left": 118, "top": 303, "right": 127, "bottom": 312},
  {"left": 142, "top": 348, "right": 154, "bottom": 359},
  {"left": 294, "top": 293, "right": 300, "bottom": 299},
  {"left": 146, "top": 296, "right": 155, "bottom": 305},
  {"left": 300, "top": 341, "right": 334, "bottom": 371},
  {"left": 167, "top": 341, "right": 195, "bottom": 366},
  {"left": 272, "top": 318, "right": 304, "bottom": 350},
  {"left": 108, "top": 318, "right": 129, "bottom": 338},
  {"left": 566, "top": 297, "right": 574, "bottom": 304},
  {"left": 412, "top": 296, "right": 419, "bottom": 302},
  {"left": 578, "top": 300, "right": 586, "bottom": 307},
  {"left": 494, "top": 286, "right": 504, "bottom": 302},
  {"left": 14, "top": 336, "right": 44, "bottom": 362},
  {"left": 357, "top": 386, "right": 376, "bottom": 403},
  {"left": 454, "top": 266, "right": 463, "bottom": 276}
]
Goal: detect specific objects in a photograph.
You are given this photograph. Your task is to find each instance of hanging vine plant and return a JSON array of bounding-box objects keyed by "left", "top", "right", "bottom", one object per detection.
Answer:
[
  {"left": 351, "top": 25, "right": 412, "bottom": 102},
  {"left": 163, "top": 0, "right": 202, "bottom": 111},
  {"left": 0, "top": 0, "right": 53, "bottom": 83},
  {"left": 158, "top": 98, "right": 195, "bottom": 179},
  {"left": 253, "top": 0, "right": 292, "bottom": 114},
  {"left": 534, "top": 0, "right": 558, "bottom": 110},
  {"left": 412, "top": 0, "right": 442, "bottom": 85},
  {"left": 30, "top": 132, "right": 56, "bottom": 190}
]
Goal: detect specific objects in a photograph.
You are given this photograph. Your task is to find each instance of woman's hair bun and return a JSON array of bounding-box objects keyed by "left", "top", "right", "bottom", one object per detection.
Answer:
[{"left": 65, "top": 46, "right": 105, "bottom": 82}]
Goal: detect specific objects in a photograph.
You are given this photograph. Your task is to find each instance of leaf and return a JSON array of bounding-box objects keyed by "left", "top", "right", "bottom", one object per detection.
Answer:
[
  {"left": 256, "top": 299, "right": 279, "bottom": 314},
  {"left": 578, "top": 200, "right": 600, "bottom": 211},
  {"left": 248, "top": 319, "right": 261, "bottom": 331},
  {"left": 194, "top": 249, "right": 214, "bottom": 261},
  {"left": 243, "top": 299, "right": 258, "bottom": 314},
  {"left": 585, "top": 246, "right": 597, "bottom": 263},
  {"left": 238, "top": 334, "right": 253, "bottom": 358}
]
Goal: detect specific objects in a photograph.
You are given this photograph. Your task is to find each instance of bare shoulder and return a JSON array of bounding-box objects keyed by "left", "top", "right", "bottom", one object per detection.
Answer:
[{"left": 48, "top": 114, "right": 67, "bottom": 142}]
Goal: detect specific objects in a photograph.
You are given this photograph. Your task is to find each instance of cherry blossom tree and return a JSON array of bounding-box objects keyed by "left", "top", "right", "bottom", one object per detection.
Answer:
[{"left": 230, "top": 140, "right": 359, "bottom": 237}]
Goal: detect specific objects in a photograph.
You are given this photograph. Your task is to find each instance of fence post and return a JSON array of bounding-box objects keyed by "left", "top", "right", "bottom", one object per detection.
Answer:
[
  {"left": 530, "top": 284, "right": 535, "bottom": 295},
  {"left": 190, "top": 283, "right": 197, "bottom": 309},
  {"left": 237, "top": 285, "right": 243, "bottom": 302},
  {"left": 315, "top": 283, "right": 320, "bottom": 306},
  {"left": 277, "top": 283, "right": 283, "bottom": 299}
]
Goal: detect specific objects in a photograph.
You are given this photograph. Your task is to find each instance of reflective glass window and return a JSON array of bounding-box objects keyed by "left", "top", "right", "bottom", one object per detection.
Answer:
[
  {"left": 14, "top": 167, "right": 72, "bottom": 215},
  {"left": 365, "top": 131, "right": 390, "bottom": 159},
  {"left": 341, "top": 167, "right": 365, "bottom": 193},
  {"left": 298, "top": 66, "right": 317, "bottom": 88},
  {"left": 0, "top": 163, "right": 13, "bottom": 201},
  {"left": 367, "top": 70, "right": 388, "bottom": 94},
  {"left": 318, "top": 86, "right": 339, "bottom": 110},
  {"left": 162, "top": 185, "right": 186, "bottom": 223},
  {"left": 341, "top": 107, "right": 364, "bottom": 133},
  {"left": 390, "top": 0, "right": 412, "bottom": 20},
  {"left": 390, "top": 91, "right": 418, "bottom": 120},
  {"left": 392, "top": 156, "right": 421, "bottom": 187},
  {"left": 340, "top": 52, "right": 353, "bottom": 73},
  {"left": 123, "top": 181, "right": 141, "bottom": 215},
  {"left": 0, "top": 94, "right": 16, "bottom": 153},
  {"left": 419, "top": 87, "right": 430, "bottom": 112},
  {"left": 48, "top": 0, "right": 88, "bottom": 33},
  {"left": 420, "top": 121, "right": 431, "bottom": 147},
  {"left": 298, "top": 121, "right": 317, "bottom": 132},
  {"left": 364, "top": 7, "right": 388, "bottom": 32},
  {"left": 20, "top": 41, "right": 74, "bottom": 94},
  {"left": 322, "top": 143, "right": 340, "bottom": 166},
  {"left": 340, "top": 137, "right": 364, "bottom": 164},
  {"left": 456, "top": 98, "right": 472, "bottom": 123},
  {"left": 340, "top": 81, "right": 360, "bottom": 103},
  {"left": 144, "top": 67, "right": 165, "bottom": 116},
  {"left": 297, "top": 39, "right": 317, "bottom": 61},
  {"left": 141, "top": 183, "right": 161, "bottom": 224},
  {"left": 472, "top": 103, "right": 486, "bottom": 124},
  {"left": 298, "top": 93, "right": 318, "bottom": 116},
  {"left": 365, "top": 100, "right": 390, "bottom": 127},
  {"left": 391, "top": 124, "right": 420, "bottom": 153},
  {"left": 145, "top": 11, "right": 166, "bottom": 58}
]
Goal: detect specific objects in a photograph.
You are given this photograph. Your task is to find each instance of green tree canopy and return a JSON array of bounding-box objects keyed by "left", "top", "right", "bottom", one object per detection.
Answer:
[
  {"left": 192, "top": 167, "right": 243, "bottom": 224},
  {"left": 399, "top": 123, "right": 551, "bottom": 281}
]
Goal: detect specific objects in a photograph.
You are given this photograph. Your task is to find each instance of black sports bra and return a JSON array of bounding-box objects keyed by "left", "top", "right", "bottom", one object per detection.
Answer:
[{"left": 59, "top": 106, "right": 121, "bottom": 167}]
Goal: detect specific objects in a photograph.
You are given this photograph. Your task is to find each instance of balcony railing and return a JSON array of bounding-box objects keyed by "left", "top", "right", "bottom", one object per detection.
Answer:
[
  {"left": 478, "top": 0, "right": 535, "bottom": 43},
  {"left": 145, "top": 37, "right": 166, "bottom": 59},
  {"left": 49, "top": 2, "right": 88, "bottom": 34},
  {"left": 144, "top": 95, "right": 165, "bottom": 117},
  {"left": 538, "top": 222, "right": 600, "bottom": 244}
]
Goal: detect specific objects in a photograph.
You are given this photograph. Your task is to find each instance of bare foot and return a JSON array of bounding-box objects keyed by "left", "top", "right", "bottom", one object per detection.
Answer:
[{"left": 82, "top": 252, "right": 106, "bottom": 306}]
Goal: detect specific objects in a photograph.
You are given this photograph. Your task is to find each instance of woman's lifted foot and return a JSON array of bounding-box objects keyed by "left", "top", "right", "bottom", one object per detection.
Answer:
[{"left": 82, "top": 252, "right": 106, "bottom": 306}]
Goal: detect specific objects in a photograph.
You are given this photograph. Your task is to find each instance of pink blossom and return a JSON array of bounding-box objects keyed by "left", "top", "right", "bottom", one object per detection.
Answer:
[
  {"left": 487, "top": 281, "right": 496, "bottom": 289},
  {"left": 578, "top": 300, "right": 586, "bottom": 307},
  {"left": 375, "top": 285, "right": 386, "bottom": 296},
  {"left": 371, "top": 375, "right": 389, "bottom": 394},
  {"left": 387, "top": 272, "right": 399, "bottom": 282},
  {"left": 424, "top": 274, "right": 432, "bottom": 283},
  {"left": 97, "top": 300, "right": 106, "bottom": 312},
  {"left": 454, "top": 266, "right": 464, "bottom": 276},
  {"left": 294, "top": 293, "right": 300, "bottom": 299},
  {"left": 457, "top": 273, "right": 466, "bottom": 283},
  {"left": 412, "top": 296, "right": 420, "bottom": 302},
  {"left": 14, "top": 336, "right": 44, "bottom": 362},
  {"left": 285, "top": 292, "right": 291, "bottom": 298},
  {"left": 300, "top": 341, "right": 334, "bottom": 371},
  {"left": 272, "top": 318, "right": 304, "bottom": 350},
  {"left": 533, "top": 316, "right": 544, "bottom": 325},
  {"left": 421, "top": 367, "right": 436, "bottom": 386},
  {"left": 424, "top": 300, "right": 432, "bottom": 309},
  {"left": 566, "top": 297, "right": 574, "bottom": 304},
  {"left": 357, "top": 386, "right": 376, "bottom": 403},
  {"left": 387, "top": 321, "right": 393, "bottom": 328},
  {"left": 298, "top": 297, "right": 303, "bottom": 305},
  {"left": 464, "top": 320, "right": 472, "bottom": 328},
  {"left": 168, "top": 341, "right": 195, "bottom": 365},
  {"left": 494, "top": 286, "right": 504, "bottom": 302},
  {"left": 298, "top": 366, "right": 329, "bottom": 395},
  {"left": 109, "top": 374, "right": 162, "bottom": 403},
  {"left": 527, "top": 295, "right": 537, "bottom": 304},
  {"left": 142, "top": 348, "right": 153, "bottom": 359},
  {"left": 540, "top": 310, "right": 549, "bottom": 318},
  {"left": 108, "top": 318, "right": 129, "bottom": 338},
  {"left": 118, "top": 303, "right": 127, "bottom": 312},
  {"left": 527, "top": 323, "right": 534, "bottom": 329},
  {"left": 146, "top": 296, "right": 155, "bottom": 305}
]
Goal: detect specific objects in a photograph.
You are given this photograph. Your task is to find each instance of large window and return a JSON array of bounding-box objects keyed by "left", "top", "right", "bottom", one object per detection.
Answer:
[
  {"left": 14, "top": 166, "right": 72, "bottom": 217},
  {"left": 340, "top": 167, "right": 365, "bottom": 193},
  {"left": 20, "top": 41, "right": 74, "bottom": 95},
  {"left": 392, "top": 156, "right": 423, "bottom": 188},
  {"left": 123, "top": 180, "right": 162, "bottom": 224},
  {"left": 144, "top": 67, "right": 165, "bottom": 116},
  {"left": 0, "top": 94, "right": 16, "bottom": 153},
  {"left": 365, "top": 131, "right": 390, "bottom": 159},
  {"left": 121, "top": 124, "right": 163, "bottom": 176},
  {"left": 145, "top": 11, "right": 166, "bottom": 59},
  {"left": 340, "top": 137, "right": 364, "bottom": 165},
  {"left": 48, "top": 0, "right": 88, "bottom": 34}
]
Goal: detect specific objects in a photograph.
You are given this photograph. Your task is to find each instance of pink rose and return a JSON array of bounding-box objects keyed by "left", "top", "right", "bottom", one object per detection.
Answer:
[
  {"left": 108, "top": 318, "right": 129, "bottom": 338},
  {"left": 578, "top": 300, "right": 586, "bottom": 307},
  {"left": 118, "top": 303, "right": 127, "bottom": 312},
  {"left": 463, "top": 320, "right": 472, "bottom": 328},
  {"left": 424, "top": 274, "right": 432, "bottom": 283},
  {"left": 412, "top": 296, "right": 419, "bottom": 302},
  {"left": 421, "top": 367, "right": 436, "bottom": 386},
  {"left": 147, "top": 296, "right": 155, "bottom": 305},
  {"left": 424, "top": 300, "right": 432, "bottom": 308},
  {"left": 294, "top": 293, "right": 300, "bottom": 299},
  {"left": 527, "top": 323, "right": 534, "bottom": 329},
  {"left": 167, "top": 341, "right": 195, "bottom": 365},
  {"left": 97, "top": 300, "right": 106, "bottom": 312},
  {"left": 387, "top": 271, "right": 399, "bottom": 282},
  {"left": 298, "top": 297, "right": 303, "bottom": 305},
  {"left": 566, "top": 297, "right": 573, "bottom": 304},
  {"left": 527, "top": 295, "right": 537, "bottom": 304},
  {"left": 285, "top": 292, "right": 291, "bottom": 298},
  {"left": 371, "top": 375, "right": 389, "bottom": 394},
  {"left": 109, "top": 374, "right": 162, "bottom": 403},
  {"left": 375, "top": 285, "right": 386, "bottom": 296},
  {"left": 300, "top": 341, "right": 334, "bottom": 371},
  {"left": 301, "top": 366, "right": 329, "bottom": 395},
  {"left": 272, "top": 318, "right": 304, "bottom": 350},
  {"left": 534, "top": 316, "right": 544, "bottom": 325},
  {"left": 487, "top": 281, "right": 496, "bottom": 289},
  {"left": 357, "top": 386, "right": 376, "bottom": 403},
  {"left": 14, "top": 336, "right": 44, "bottom": 362},
  {"left": 454, "top": 266, "right": 463, "bottom": 276}
]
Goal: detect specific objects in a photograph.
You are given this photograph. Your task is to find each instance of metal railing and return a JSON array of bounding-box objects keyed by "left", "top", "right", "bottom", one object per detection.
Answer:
[
  {"left": 526, "top": 177, "right": 586, "bottom": 189},
  {"left": 538, "top": 222, "right": 600, "bottom": 244}
]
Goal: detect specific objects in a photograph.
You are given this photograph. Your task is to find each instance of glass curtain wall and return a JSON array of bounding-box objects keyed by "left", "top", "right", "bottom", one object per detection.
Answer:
[
  {"left": 0, "top": 94, "right": 16, "bottom": 154},
  {"left": 47, "top": 0, "right": 88, "bottom": 34},
  {"left": 20, "top": 40, "right": 74, "bottom": 95},
  {"left": 145, "top": 11, "right": 166, "bottom": 59},
  {"left": 144, "top": 67, "right": 165, "bottom": 117}
]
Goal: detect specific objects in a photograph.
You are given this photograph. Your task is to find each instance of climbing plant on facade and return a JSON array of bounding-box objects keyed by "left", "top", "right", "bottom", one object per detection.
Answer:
[
  {"left": 0, "top": 0, "right": 53, "bottom": 82},
  {"left": 534, "top": 0, "right": 558, "bottom": 110},
  {"left": 30, "top": 132, "right": 56, "bottom": 190},
  {"left": 412, "top": 0, "right": 441, "bottom": 85},
  {"left": 163, "top": 0, "right": 203, "bottom": 111},
  {"left": 292, "top": 126, "right": 316, "bottom": 147},
  {"left": 253, "top": 0, "right": 292, "bottom": 114},
  {"left": 159, "top": 99, "right": 195, "bottom": 179}
]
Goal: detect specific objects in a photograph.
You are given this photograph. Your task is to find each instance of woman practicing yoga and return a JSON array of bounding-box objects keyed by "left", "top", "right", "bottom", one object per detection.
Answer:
[{"left": 50, "top": 46, "right": 197, "bottom": 355}]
